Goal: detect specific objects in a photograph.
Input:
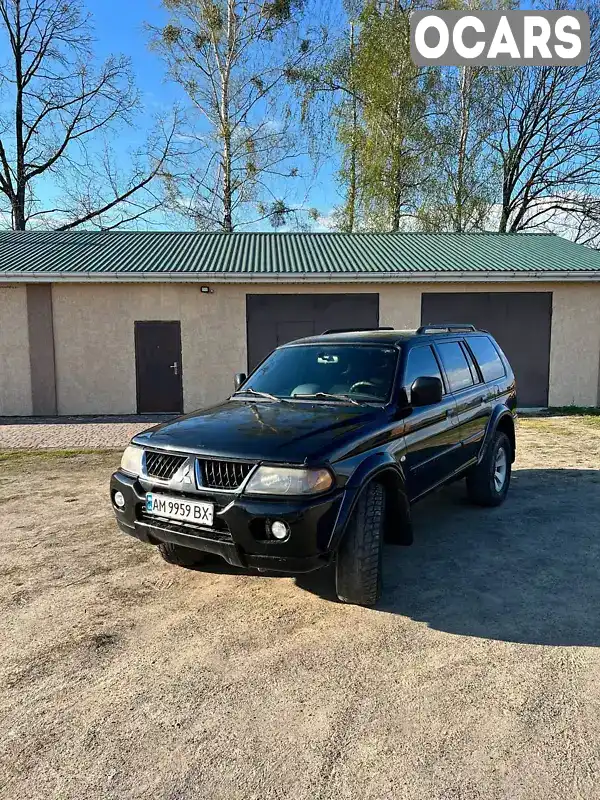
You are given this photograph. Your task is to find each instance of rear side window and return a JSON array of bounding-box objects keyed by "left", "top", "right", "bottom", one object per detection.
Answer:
[
  {"left": 403, "top": 345, "right": 443, "bottom": 390},
  {"left": 436, "top": 342, "right": 474, "bottom": 393},
  {"left": 468, "top": 336, "right": 506, "bottom": 382}
]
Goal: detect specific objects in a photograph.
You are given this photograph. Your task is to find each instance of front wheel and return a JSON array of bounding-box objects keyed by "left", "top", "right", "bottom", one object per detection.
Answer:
[
  {"left": 466, "top": 431, "right": 512, "bottom": 507},
  {"left": 335, "top": 482, "right": 386, "bottom": 607}
]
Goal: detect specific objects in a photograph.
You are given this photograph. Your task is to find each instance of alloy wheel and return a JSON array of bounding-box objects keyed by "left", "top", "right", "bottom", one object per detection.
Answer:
[{"left": 494, "top": 446, "right": 508, "bottom": 493}]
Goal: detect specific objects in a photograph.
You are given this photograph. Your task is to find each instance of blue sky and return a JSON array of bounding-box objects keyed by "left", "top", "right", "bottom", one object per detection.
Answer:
[
  {"left": 89, "top": 0, "right": 342, "bottom": 229},
  {"left": 92, "top": 1, "right": 181, "bottom": 112}
]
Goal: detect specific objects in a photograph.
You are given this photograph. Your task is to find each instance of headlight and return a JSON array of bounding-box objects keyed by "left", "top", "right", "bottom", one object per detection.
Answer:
[
  {"left": 120, "top": 445, "right": 144, "bottom": 476},
  {"left": 244, "top": 466, "right": 333, "bottom": 496}
]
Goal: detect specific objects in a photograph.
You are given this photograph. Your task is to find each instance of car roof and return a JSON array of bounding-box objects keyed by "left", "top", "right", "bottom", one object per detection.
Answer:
[{"left": 282, "top": 327, "right": 490, "bottom": 348}]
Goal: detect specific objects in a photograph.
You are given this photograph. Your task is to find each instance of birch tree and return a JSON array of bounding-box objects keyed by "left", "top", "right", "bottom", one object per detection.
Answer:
[
  {"left": 285, "top": 1, "right": 365, "bottom": 232},
  {"left": 418, "top": 65, "right": 501, "bottom": 232},
  {"left": 343, "top": 0, "right": 435, "bottom": 232},
  {"left": 151, "top": 0, "right": 322, "bottom": 231},
  {"left": 335, "top": 19, "right": 360, "bottom": 232}
]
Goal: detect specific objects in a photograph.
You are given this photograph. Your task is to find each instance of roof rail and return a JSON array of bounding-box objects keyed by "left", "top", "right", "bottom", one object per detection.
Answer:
[
  {"left": 321, "top": 326, "right": 395, "bottom": 335},
  {"left": 416, "top": 323, "right": 477, "bottom": 334}
]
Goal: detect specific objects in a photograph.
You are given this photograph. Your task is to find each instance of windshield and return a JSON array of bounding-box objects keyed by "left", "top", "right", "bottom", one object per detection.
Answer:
[{"left": 239, "top": 344, "right": 399, "bottom": 403}]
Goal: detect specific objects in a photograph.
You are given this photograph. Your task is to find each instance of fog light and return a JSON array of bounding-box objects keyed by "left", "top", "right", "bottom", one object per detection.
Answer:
[
  {"left": 270, "top": 520, "right": 289, "bottom": 540},
  {"left": 114, "top": 491, "right": 126, "bottom": 509}
]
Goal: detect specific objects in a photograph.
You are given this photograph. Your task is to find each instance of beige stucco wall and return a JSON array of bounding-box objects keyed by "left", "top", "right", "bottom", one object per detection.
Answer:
[
  {"left": 547, "top": 284, "right": 600, "bottom": 406},
  {"left": 0, "top": 285, "right": 32, "bottom": 415},
  {"left": 49, "top": 280, "right": 600, "bottom": 415},
  {"left": 51, "top": 283, "right": 247, "bottom": 415}
]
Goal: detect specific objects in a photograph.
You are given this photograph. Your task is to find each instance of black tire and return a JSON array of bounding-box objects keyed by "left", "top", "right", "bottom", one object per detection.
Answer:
[
  {"left": 335, "top": 482, "right": 386, "bottom": 607},
  {"left": 466, "top": 431, "right": 512, "bottom": 507},
  {"left": 157, "top": 542, "right": 206, "bottom": 568}
]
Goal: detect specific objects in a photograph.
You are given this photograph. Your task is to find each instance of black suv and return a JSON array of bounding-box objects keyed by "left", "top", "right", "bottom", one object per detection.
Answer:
[{"left": 111, "top": 324, "right": 517, "bottom": 606}]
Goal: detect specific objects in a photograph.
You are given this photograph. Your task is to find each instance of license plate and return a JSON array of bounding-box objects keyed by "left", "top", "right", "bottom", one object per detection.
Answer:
[{"left": 145, "top": 493, "right": 214, "bottom": 527}]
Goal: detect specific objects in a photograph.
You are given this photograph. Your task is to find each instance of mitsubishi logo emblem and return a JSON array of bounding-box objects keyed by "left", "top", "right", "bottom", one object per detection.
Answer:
[{"left": 182, "top": 462, "right": 193, "bottom": 483}]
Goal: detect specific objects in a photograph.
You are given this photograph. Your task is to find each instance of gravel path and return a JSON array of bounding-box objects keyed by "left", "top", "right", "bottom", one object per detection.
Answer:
[{"left": 0, "top": 416, "right": 173, "bottom": 450}]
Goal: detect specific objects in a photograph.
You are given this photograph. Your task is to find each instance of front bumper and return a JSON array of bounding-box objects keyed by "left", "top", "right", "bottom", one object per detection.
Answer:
[{"left": 110, "top": 471, "right": 351, "bottom": 573}]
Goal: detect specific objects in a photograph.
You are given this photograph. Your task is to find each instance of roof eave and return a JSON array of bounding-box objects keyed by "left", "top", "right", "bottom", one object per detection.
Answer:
[{"left": 2, "top": 269, "right": 600, "bottom": 283}]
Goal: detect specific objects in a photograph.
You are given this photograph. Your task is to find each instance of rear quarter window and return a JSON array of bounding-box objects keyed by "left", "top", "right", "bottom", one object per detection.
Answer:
[{"left": 468, "top": 336, "right": 506, "bottom": 382}]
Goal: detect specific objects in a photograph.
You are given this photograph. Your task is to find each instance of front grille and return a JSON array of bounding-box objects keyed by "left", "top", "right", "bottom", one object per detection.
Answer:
[
  {"left": 145, "top": 451, "right": 187, "bottom": 481},
  {"left": 199, "top": 459, "right": 254, "bottom": 490}
]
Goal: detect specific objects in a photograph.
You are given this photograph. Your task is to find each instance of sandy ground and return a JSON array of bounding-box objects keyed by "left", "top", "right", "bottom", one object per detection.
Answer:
[{"left": 1, "top": 416, "right": 600, "bottom": 799}]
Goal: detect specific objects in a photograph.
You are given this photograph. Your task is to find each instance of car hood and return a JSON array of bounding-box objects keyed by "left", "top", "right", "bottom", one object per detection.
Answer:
[{"left": 132, "top": 399, "right": 386, "bottom": 464}]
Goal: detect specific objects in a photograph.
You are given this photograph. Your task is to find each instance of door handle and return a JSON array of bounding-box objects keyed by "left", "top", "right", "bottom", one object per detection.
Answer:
[{"left": 169, "top": 362, "right": 179, "bottom": 376}]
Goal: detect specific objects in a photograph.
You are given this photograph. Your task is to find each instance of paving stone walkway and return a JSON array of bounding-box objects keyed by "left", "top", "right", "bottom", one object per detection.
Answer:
[{"left": 0, "top": 415, "right": 175, "bottom": 450}]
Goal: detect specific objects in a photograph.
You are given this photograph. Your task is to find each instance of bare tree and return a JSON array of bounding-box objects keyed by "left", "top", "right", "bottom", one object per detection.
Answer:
[
  {"left": 149, "top": 0, "right": 323, "bottom": 232},
  {"left": 518, "top": 194, "right": 600, "bottom": 247},
  {"left": 0, "top": 0, "right": 180, "bottom": 230},
  {"left": 493, "top": 4, "right": 600, "bottom": 235}
]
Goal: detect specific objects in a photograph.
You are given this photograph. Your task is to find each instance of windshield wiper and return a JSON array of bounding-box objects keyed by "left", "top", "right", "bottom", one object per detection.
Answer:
[
  {"left": 292, "top": 392, "right": 363, "bottom": 406},
  {"left": 233, "top": 387, "right": 284, "bottom": 403}
]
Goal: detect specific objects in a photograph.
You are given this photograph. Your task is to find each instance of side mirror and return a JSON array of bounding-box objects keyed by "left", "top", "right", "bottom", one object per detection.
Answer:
[
  {"left": 234, "top": 372, "right": 247, "bottom": 391},
  {"left": 410, "top": 376, "right": 443, "bottom": 407}
]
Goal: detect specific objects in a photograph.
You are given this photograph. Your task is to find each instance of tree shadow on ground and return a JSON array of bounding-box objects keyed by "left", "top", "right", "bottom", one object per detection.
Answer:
[{"left": 297, "top": 468, "right": 600, "bottom": 647}]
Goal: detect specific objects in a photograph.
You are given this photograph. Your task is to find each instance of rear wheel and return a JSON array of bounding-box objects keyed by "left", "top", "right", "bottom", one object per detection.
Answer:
[
  {"left": 466, "top": 431, "right": 511, "bottom": 507},
  {"left": 157, "top": 542, "right": 206, "bottom": 568},
  {"left": 335, "top": 482, "right": 385, "bottom": 607}
]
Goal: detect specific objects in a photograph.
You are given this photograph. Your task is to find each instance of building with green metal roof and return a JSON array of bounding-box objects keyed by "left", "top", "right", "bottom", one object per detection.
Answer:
[
  {"left": 2, "top": 229, "right": 600, "bottom": 280},
  {"left": 1, "top": 230, "right": 599, "bottom": 415}
]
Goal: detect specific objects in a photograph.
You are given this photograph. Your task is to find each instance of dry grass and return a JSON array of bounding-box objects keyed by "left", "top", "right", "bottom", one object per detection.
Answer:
[
  {"left": 0, "top": 448, "right": 119, "bottom": 462},
  {"left": 1, "top": 419, "right": 600, "bottom": 800}
]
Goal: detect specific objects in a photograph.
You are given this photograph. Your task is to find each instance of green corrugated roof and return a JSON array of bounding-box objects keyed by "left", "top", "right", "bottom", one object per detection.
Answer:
[{"left": 1, "top": 230, "right": 599, "bottom": 278}]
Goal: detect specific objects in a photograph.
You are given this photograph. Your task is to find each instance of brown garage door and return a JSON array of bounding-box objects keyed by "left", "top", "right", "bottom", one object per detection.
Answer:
[
  {"left": 421, "top": 292, "right": 552, "bottom": 407},
  {"left": 246, "top": 294, "right": 379, "bottom": 371}
]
